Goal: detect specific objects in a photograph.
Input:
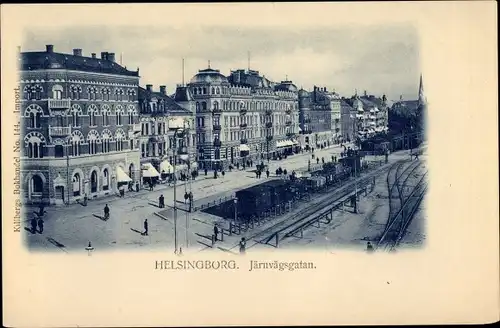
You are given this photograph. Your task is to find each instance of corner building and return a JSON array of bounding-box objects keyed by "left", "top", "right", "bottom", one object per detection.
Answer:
[
  {"left": 186, "top": 67, "right": 299, "bottom": 170},
  {"left": 19, "top": 45, "right": 141, "bottom": 205}
]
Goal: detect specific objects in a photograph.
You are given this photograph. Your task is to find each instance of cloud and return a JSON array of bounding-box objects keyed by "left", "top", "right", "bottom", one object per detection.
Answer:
[{"left": 22, "top": 24, "right": 420, "bottom": 99}]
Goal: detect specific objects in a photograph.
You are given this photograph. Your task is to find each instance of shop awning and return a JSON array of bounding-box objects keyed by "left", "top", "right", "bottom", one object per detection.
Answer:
[
  {"left": 116, "top": 166, "right": 132, "bottom": 183},
  {"left": 239, "top": 144, "right": 250, "bottom": 152},
  {"left": 276, "top": 141, "right": 285, "bottom": 148},
  {"left": 285, "top": 140, "right": 294, "bottom": 146},
  {"left": 142, "top": 163, "right": 160, "bottom": 178},
  {"left": 160, "top": 160, "right": 174, "bottom": 174}
]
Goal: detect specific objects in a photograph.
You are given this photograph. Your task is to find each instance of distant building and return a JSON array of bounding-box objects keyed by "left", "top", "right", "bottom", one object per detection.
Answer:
[
  {"left": 185, "top": 66, "right": 299, "bottom": 170},
  {"left": 344, "top": 91, "right": 389, "bottom": 140},
  {"left": 340, "top": 100, "right": 356, "bottom": 142},
  {"left": 138, "top": 84, "right": 196, "bottom": 180},
  {"left": 19, "top": 45, "right": 141, "bottom": 205}
]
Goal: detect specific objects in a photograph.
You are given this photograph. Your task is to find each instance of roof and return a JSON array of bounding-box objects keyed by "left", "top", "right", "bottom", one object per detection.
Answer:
[
  {"left": 274, "top": 80, "right": 298, "bottom": 92},
  {"left": 391, "top": 100, "right": 419, "bottom": 114},
  {"left": 227, "top": 69, "right": 275, "bottom": 89},
  {"left": 173, "top": 86, "right": 193, "bottom": 102},
  {"left": 20, "top": 51, "right": 139, "bottom": 77},
  {"left": 190, "top": 68, "right": 228, "bottom": 84},
  {"left": 340, "top": 100, "right": 354, "bottom": 110},
  {"left": 138, "top": 86, "right": 192, "bottom": 115}
]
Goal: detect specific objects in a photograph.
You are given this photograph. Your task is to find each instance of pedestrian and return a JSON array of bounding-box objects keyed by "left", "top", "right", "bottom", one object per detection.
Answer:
[
  {"left": 239, "top": 237, "right": 247, "bottom": 254},
  {"left": 255, "top": 171, "right": 259, "bottom": 178},
  {"left": 159, "top": 194, "right": 165, "bottom": 208},
  {"left": 143, "top": 219, "right": 149, "bottom": 236},
  {"left": 37, "top": 217, "right": 44, "bottom": 234},
  {"left": 367, "top": 241, "right": 374, "bottom": 253},
  {"left": 222, "top": 170, "right": 225, "bottom": 177},
  {"left": 266, "top": 170, "right": 270, "bottom": 178},
  {"left": 236, "top": 163, "right": 239, "bottom": 170},
  {"left": 316, "top": 157, "right": 320, "bottom": 164},
  {"left": 30, "top": 217, "right": 37, "bottom": 234},
  {"left": 205, "top": 168, "right": 208, "bottom": 176},
  {"left": 214, "top": 224, "right": 219, "bottom": 242},
  {"left": 322, "top": 157, "right": 325, "bottom": 164},
  {"left": 243, "top": 163, "right": 246, "bottom": 169},
  {"left": 283, "top": 169, "right": 288, "bottom": 176},
  {"left": 136, "top": 182, "right": 140, "bottom": 192}
]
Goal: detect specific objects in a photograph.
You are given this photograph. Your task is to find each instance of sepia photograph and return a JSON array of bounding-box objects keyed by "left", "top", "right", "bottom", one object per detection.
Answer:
[{"left": 2, "top": 2, "right": 498, "bottom": 327}]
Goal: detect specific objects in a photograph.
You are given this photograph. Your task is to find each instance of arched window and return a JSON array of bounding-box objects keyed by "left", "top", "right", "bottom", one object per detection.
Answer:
[
  {"left": 127, "top": 89, "right": 136, "bottom": 102},
  {"left": 203, "top": 87, "right": 207, "bottom": 95},
  {"left": 213, "top": 101, "right": 219, "bottom": 110},
  {"left": 88, "top": 86, "right": 97, "bottom": 100},
  {"left": 52, "top": 85, "right": 63, "bottom": 100},
  {"left": 70, "top": 130, "right": 84, "bottom": 156},
  {"left": 24, "top": 132, "right": 46, "bottom": 159},
  {"left": 115, "top": 129, "right": 126, "bottom": 152},
  {"left": 54, "top": 145, "right": 64, "bottom": 158},
  {"left": 211, "top": 87, "right": 215, "bottom": 94},
  {"left": 70, "top": 85, "right": 82, "bottom": 100},
  {"left": 115, "top": 105, "right": 124, "bottom": 126},
  {"left": 25, "top": 104, "right": 43, "bottom": 128},
  {"left": 24, "top": 85, "right": 34, "bottom": 100},
  {"left": 90, "top": 170, "right": 98, "bottom": 193},
  {"left": 87, "top": 130, "right": 100, "bottom": 155},
  {"left": 88, "top": 104, "right": 98, "bottom": 126},
  {"left": 102, "top": 168, "right": 110, "bottom": 191},
  {"left": 72, "top": 173, "right": 81, "bottom": 196},
  {"left": 31, "top": 175, "right": 44, "bottom": 194},
  {"left": 216, "top": 87, "right": 220, "bottom": 95},
  {"left": 34, "top": 85, "right": 43, "bottom": 100},
  {"left": 101, "top": 129, "right": 112, "bottom": 153},
  {"left": 101, "top": 105, "right": 110, "bottom": 126},
  {"left": 201, "top": 102, "right": 207, "bottom": 111},
  {"left": 196, "top": 102, "right": 200, "bottom": 111},
  {"left": 101, "top": 88, "right": 111, "bottom": 101},
  {"left": 127, "top": 105, "right": 136, "bottom": 124}
]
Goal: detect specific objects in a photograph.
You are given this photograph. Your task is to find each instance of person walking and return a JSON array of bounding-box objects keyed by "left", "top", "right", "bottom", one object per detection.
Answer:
[
  {"left": 104, "top": 204, "right": 110, "bottom": 220},
  {"left": 159, "top": 194, "right": 165, "bottom": 208},
  {"left": 37, "top": 217, "right": 44, "bottom": 234},
  {"left": 143, "top": 219, "right": 149, "bottom": 236},
  {"left": 266, "top": 169, "right": 270, "bottom": 178},
  {"left": 214, "top": 224, "right": 219, "bottom": 242},
  {"left": 367, "top": 241, "right": 374, "bottom": 253},
  {"left": 239, "top": 237, "right": 247, "bottom": 254},
  {"left": 205, "top": 168, "right": 208, "bottom": 176},
  {"left": 30, "top": 217, "right": 37, "bottom": 234},
  {"left": 222, "top": 170, "right": 225, "bottom": 177}
]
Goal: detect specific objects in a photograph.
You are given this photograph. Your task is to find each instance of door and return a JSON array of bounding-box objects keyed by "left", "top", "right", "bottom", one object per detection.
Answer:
[{"left": 55, "top": 186, "right": 65, "bottom": 202}]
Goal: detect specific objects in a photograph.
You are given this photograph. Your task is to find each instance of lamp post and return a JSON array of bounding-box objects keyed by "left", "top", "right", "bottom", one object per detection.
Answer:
[{"left": 234, "top": 197, "right": 238, "bottom": 225}]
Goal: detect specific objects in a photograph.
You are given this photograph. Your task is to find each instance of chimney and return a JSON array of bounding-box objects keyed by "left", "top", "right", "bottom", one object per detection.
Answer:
[
  {"left": 146, "top": 84, "right": 153, "bottom": 92},
  {"left": 73, "top": 48, "right": 82, "bottom": 56},
  {"left": 159, "top": 85, "right": 166, "bottom": 95},
  {"left": 91, "top": 53, "right": 96, "bottom": 59},
  {"left": 46, "top": 45, "right": 54, "bottom": 53},
  {"left": 108, "top": 53, "right": 116, "bottom": 62},
  {"left": 101, "top": 52, "right": 108, "bottom": 60},
  {"left": 364, "top": 90, "right": 367, "bottom": 97}
]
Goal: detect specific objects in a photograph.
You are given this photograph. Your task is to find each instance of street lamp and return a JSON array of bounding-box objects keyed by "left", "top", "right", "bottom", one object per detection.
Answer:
[
  {"left": 168, "top": 117, "right": 188, "bottom": 254},
  {"left": 233, "top": 197, "right": 238, "bottom": 225}
]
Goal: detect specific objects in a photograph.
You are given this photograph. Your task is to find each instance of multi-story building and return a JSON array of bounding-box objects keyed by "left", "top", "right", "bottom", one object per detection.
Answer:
[
  {"left": 340, "top": 99, "right": 356, "bottom": 142},
  {"left": 138, "top": 84, "right": 196, "bottom": 180},
  {"left": 297, "top": 86, "right": 332, "bottom": 150},
  {"left": 345, "top": 91, "right": 389, "bottom": 140},
  {"left": 328, "top": 91, "right": 342, "bottom": 143},
  {"left": 19, "top": 45, "right": 141, "bottom": 205},
  {"left": 186, "top": 67, "right": 299, "bottom": 170}
]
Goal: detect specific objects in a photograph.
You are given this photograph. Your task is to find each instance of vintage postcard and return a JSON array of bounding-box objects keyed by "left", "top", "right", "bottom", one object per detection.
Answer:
[{"left": 2, "top": 2, "right": 498, "bottom": 327}]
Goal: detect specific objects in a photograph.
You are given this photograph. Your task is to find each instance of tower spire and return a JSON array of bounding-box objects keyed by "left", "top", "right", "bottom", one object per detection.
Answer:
[
  {"left": 208, "top": 60, "right": 211, "bottom": 69},
  {"left": 418, "top": 73, "right": 426, "bottom": 106}
]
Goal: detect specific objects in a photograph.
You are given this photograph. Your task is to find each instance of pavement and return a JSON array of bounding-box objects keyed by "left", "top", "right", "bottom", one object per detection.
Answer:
[{"left": 25, "top": 143, "right": 354, "bottom": 254}]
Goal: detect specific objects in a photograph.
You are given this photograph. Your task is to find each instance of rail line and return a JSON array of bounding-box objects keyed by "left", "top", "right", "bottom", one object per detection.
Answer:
[
  {"left": 215, "top": 160, "right": 402, "bottom": 253},
  {"left": 377, "top": 170, "right": 428, "bottom": 251}
]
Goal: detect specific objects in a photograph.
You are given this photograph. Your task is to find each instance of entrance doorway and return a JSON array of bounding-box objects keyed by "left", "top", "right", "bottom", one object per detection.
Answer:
[{"left": 55, "top": 186, "right": 65, "bottom": 203}]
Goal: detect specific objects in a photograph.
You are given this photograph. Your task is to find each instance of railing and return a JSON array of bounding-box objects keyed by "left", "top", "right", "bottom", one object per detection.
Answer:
[
  {"left": 239, "top": 108, "right": 247, "bottom": 115},
  {"left": 48, "top": 99, "right": 71, "bottom": 110},
  {"left": 213, "top": 124, "right": 221, "bottom": 131},
  {"left": 265, "top": 122, "right": 273, "bottom": 128},
  {"left": 240, "top": 138, "right": 248, "bottom": 144},
  {"left": 240, "top": 123, "right": 248, "bottom": 128},
  {"left": 48, "top": 126, "right": 71, "bottom": 136}
]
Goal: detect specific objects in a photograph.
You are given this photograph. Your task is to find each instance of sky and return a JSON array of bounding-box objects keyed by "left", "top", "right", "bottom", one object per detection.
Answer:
[{"left": 22, "top": 24, "right": 420, "bottom": 101}]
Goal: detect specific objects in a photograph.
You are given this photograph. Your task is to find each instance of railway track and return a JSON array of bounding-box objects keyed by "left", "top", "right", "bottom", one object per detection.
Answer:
[{"left": 378, "top": 165, "right": 428, "bottom": 251}]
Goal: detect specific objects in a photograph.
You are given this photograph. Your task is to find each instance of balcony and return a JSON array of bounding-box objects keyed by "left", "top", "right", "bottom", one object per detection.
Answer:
[
  {"left": 239, "top": 108, "right": 247, "bottom": 115},
  {"left": 213, "top": 139, "right": 222, "bottom": 147},
  {"left": 49, "top": 126, "right": 71, "bottom": 137},
  {"left": 212, "top": 107, "right": 222, "bottom": 114},
  {"left": 266, "top": 135, "right": 274, "bottom": 141},
  {"left": 240, "top": 138, "right": 248, "bottom": 144},
  {"left": 213, "top": 124, "right": 221, "bottom": 131},
  {"left": 265, "top": 122, "right": 273, "bottom": 128},
  {"left": 240, "top": 123, "right": 248, "bottom": 128},
  {"left": 285, "top": 121, "right": 292, "bottom": 126},
  {"left": 48, "top": 99, "right": 71, "bottom": 110}
]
